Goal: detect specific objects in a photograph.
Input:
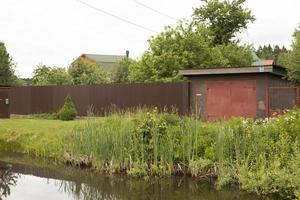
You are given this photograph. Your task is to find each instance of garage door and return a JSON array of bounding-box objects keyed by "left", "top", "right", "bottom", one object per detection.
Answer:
[{"left": 206, "top": 80, "right": 256, "bottom": 120}]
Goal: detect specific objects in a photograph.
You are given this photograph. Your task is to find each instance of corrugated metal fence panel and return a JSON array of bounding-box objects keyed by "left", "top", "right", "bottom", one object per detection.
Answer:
[
  {"left": 89, "top": 85, "right": 106, "bottom": 115},
  {"left": 10, "top": 82, "right": 190, "bottom": 116},
  {"left": 0, "top": 89, "right": 10, "bottom": 118},
  {"left": 9, "top": 86, "right": 32, "bottom": 114},
  {"left": 52, "top": 85, "right": 90, "bottom": 115},
  {"left": 89, "top": 83, "right": 189, "bottom": 115},
  {"left": 31, "top": 86, "right": 53, "bottom": 113}
]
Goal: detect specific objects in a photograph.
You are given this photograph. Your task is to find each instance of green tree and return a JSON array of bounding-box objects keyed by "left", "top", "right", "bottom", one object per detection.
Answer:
[
  {"left": 129, "top": 22, "right": 253, "bottom": 82},
  {"left": 12, "top": 77, "right": 26, "bottom": 86},
  {"left": 68, "top": 57, "right": 108, "bottom": 85},
  {"left": 256, "top": 45, "right": 288, "bottom": 62},
  {"left": 0, "top": 42, "right": 17, "bottom": 85},
  {"left": 129, "top": 0, "right": 255, "bottom": 82},
  {"left": 57, "top": 95, "right": 77, "bottom": 121},
  {"left": 130, "top": 23, "right": 210, "bottom": 82},
  {"left": 278, "top": 27, "right": 300, "bottom": 82},
  {"left": 32, "top": 64, "right": 73, "bottom": 86},
  {"left": 213, "top": 43, "right": 253, "bottom": 66},
  {"left": 256, "top": 44, "right": 273, "bottom": 60},
  {"left": 129, "top": 23, "right": 211, "bottom": 82},
  {"left": 111, "top": 57, "right": 134, "bottom": 83},
  {"left": 192, "top": 0, "right": 255, "bottom": 45}
]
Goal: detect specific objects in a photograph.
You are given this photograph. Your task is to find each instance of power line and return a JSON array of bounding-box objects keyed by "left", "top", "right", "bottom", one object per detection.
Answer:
[
  {"left": 76, "top": 0, "right": 157, "bottom": 33},
  {"left": 132, "top": 0, "right": 178, "bottom": 22}
]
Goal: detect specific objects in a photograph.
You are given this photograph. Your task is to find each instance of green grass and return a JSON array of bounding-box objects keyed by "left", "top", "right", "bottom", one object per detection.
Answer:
[
  {"left": 0, "top": 118, "right": 84, "bottom": 157},
  {"left": 0, "top": 109, "right": 299, "bottom": 199},
  {"left": 0, "top": 118, "right": 78, "bottom": 133}
]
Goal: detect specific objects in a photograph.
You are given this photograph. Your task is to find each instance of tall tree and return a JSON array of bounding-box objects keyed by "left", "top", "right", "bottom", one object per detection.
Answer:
[
  {"left": 192, "top": 0, "right": 255, "bottom": 46},
  {"left": 68, "top": 57, "right": 108, "bottom": 85},
  {"left": 129, "top": 0, "right": 255, "bottom": 82},
  {"left": 278, "top": 26, "right": 300, "bottom": 82},
  {"left": 129, "top": 23, "right": 212, "bottom": 82},
  {"left": 256, "top": 45, "right": 288, "bottom": 62},
  {"left": 111, "top": 57, "right": 134, "bottom": 83},
  {"left": 32, "top": 64, "right": 73, "bottom": 86},
  {"left": 129, "top": 22, "right": 253, "bottom": 82},
  {"left": 0, "top": 42, "right": 15, "bottom": 85}
]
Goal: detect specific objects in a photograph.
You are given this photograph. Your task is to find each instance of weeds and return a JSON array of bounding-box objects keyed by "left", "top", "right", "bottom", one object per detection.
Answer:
[{"left": 0, "top": 109, "right": 299, "bottom": 199}]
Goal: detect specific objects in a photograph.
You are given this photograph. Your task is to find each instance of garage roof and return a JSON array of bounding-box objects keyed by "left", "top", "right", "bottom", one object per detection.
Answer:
[{"left": 179, "top": 65, "right": 287, "bottom": 77}]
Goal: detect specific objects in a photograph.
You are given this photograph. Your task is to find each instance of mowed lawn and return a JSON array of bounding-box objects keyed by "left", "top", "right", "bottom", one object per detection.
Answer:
[
  {"left": 0, "top": 118, "right": 86, "bottom": 157},
  {"left": 0, "top": 118, "right": 79, "bottom": 134}
]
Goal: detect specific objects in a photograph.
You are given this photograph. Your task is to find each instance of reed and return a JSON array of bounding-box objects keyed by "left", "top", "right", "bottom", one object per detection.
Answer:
[
  {"left": 62, "top": 110, "right": 233, "bottom": 177},
  {"left": 0, "top": 109, "right": 299, "bottom": 198}
]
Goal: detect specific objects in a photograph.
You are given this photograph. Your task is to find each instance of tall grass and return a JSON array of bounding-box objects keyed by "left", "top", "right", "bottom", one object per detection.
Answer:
[
  {"left": 65, "top": 114, "right": 136, "bottom": 171},
  {"left": 63, "top": 108, "right": 300, "bottom": 199},
  {"left": 214, "top": 111, "right": 300, "bottom": 199},
  {"left": 63, "top": 109, "right": 222, "bottom": 177},
  {"left": 1, "top": 109, "right": 299, "bottom": 198}
]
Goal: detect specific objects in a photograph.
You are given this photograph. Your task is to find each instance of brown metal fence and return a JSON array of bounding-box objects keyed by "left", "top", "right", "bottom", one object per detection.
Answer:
[
  {"left": 9, "top": 82, "right": 190, "bottom": 116},
  {"left": 267, "top": 86, "right": 300, "bottom": 117}
]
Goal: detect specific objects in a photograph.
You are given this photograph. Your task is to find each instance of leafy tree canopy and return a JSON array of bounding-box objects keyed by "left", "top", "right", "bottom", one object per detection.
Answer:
[
  {"left": 192, "top": 0, "right": 255, "bottom": 45},
  {"left": 256, "top": 45, "right": 288, "bottom": 63},
  {"left": 129, "top": 21, "right": 253, "bottom": 82},
  {"left": 68, "top": 57, "right": 109, "bottom": 85},
  {"left": 32, "top": 64, "right": 73, "bottom": 86},
  {"left": 0, "top": 42, "right": 23, "bottom": 86},
  {"left": 111, "top": 57, "right": 134, "bottom": 83},
  {"left": 277, "top": 26, "right": 300, "bottom": 82}
]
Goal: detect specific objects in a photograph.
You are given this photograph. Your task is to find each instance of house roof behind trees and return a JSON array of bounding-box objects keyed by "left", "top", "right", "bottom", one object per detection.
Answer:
[
  {"left": 252, "top": 59, "right": 274, "bottom": 66},
  {"left": 82, "top": 54, "right": 125, "bottom": 63},
  {"left": 80, "top": 53, "right": 125, "bottom": 71}
]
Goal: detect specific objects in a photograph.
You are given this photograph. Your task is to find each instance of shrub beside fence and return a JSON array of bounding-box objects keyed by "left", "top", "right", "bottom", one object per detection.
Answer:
[{"left": 9, "top": 82, "right": 190, "bottom": 116}]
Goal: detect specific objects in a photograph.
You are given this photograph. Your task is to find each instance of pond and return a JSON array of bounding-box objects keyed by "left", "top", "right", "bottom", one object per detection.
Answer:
[{"left": 0, "top": 153, "right": 266, "bottom": 200}]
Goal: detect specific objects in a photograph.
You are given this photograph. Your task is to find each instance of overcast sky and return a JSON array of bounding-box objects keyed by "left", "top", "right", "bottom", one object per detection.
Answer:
[{"left": 1, "top": 0, "right": 300, "bottom": 78}]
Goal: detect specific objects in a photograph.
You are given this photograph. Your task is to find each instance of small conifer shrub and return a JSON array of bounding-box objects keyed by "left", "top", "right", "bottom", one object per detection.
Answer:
[{"left": 58, "top": 96, "right": 77, "bottom": 121}]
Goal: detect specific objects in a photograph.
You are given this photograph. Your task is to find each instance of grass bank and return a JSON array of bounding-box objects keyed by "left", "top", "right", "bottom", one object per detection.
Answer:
[
  {"left": 0, "top": 109, "right": 299, "bottom": 199},
  {"left": 0, "top": 118, "right": 82, "bottom": 157}
]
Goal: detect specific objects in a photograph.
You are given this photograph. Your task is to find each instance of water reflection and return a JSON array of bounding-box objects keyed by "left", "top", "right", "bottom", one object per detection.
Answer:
[
  {"left": 54, "top": 175, "right": 262, "bottom": 200},
  {"left": 0, "top": 167, "right": 18, "bottom": 200},
  {"left": 56, "top": 181, "right": 119, "bottom": 200},
  {"left": 0, "top": 155, "right": 265, "bottom": 200}
]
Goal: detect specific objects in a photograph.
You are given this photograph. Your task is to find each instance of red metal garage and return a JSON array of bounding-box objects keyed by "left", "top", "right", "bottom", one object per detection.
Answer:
[
  {"left": 206, "top": 80, "right": 256, "bottom": 120},
  {"left": 179, "top": 65, "right": 298, "bottom": 120}
]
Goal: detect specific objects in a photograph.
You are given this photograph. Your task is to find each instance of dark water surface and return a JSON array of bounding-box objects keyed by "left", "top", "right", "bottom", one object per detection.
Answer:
[{"left": 0, "top": 153, "right": 265, "bottom": 200}]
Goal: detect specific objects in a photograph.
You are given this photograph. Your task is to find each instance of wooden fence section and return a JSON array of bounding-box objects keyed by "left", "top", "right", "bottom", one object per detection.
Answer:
[{"left": 10, "top": 82, "right": 190, "bottom": 116}]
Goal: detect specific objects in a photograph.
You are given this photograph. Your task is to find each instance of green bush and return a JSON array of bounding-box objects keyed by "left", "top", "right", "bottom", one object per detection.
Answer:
[
  {"left": 216, "top": 109, "right": 300, "bottom": 198},
  {"left": 58, "top": 96, "right": 77, "bottom": 121},
  {"left": 134, "top": 109, "right": 168, "bottom": 165}
]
